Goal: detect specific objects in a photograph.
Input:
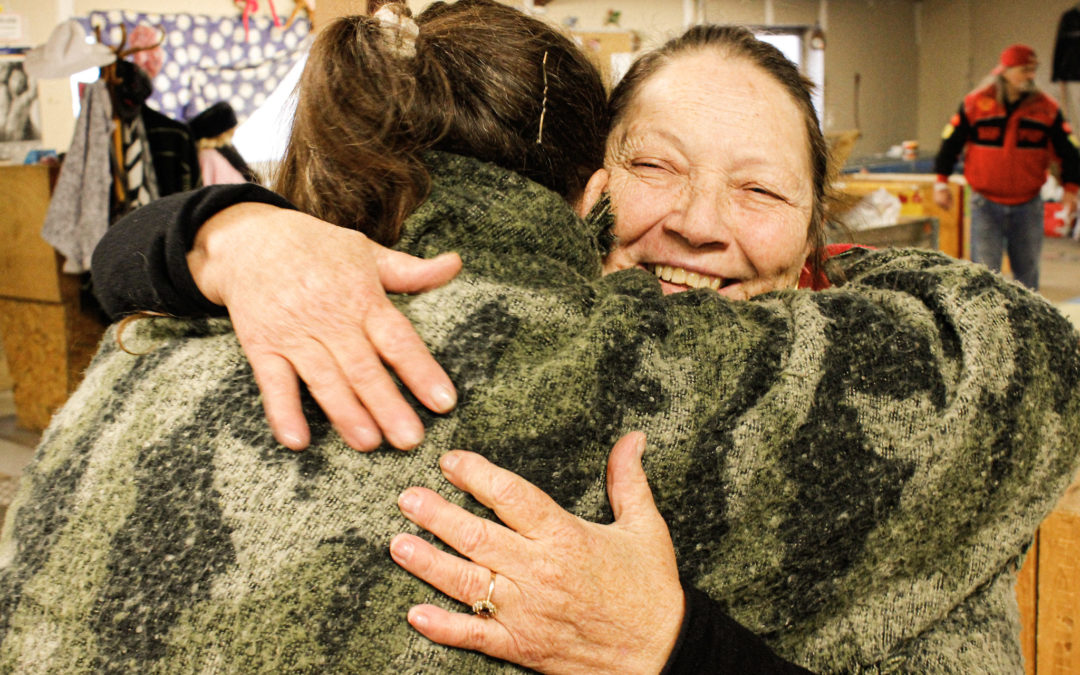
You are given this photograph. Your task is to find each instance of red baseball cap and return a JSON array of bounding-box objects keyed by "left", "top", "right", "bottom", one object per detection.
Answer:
[{"left": 994, "top": 44, "right": 1037, "bottom": 74}]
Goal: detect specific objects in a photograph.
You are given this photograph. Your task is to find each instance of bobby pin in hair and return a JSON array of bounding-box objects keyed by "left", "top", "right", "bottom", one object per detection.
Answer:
[{"left": 537, "top": 50, "right": 549, "bottom": 145}]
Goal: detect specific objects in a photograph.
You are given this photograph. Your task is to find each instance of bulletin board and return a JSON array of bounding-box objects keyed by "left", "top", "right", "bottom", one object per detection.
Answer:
[{"left": 571, "top": 29, "right": 637, "bottom": 88}]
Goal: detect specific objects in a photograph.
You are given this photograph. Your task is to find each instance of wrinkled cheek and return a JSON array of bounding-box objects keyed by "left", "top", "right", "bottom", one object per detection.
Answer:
[
  {"left": 744, "top": 221, "right": 810, "bottom": 278},
  {"left": 610, "top": 190, "right": 681, "bottom": 243}
]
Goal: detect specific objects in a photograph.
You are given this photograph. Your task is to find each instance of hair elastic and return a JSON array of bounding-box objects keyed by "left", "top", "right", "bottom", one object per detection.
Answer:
[{"left": 372, "top": 4, "right": 419, "bottom": 58}]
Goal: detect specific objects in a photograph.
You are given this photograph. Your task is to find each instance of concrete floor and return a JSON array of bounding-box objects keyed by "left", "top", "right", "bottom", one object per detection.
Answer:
[
  {"left": 1035, "top": 234, "right": 1080, "bottom": 304},
  {"left": 2, "top": 235, "right": 1080, "bottom": 475}
]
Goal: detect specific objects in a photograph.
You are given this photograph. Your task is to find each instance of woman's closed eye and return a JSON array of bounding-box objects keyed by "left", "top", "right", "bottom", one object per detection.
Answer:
[
  {"left": 746, "top": 185, "right": 787, "bottom": 202},
  {"left": 630, "top": 158, "right": 677, "bottom": 173}
]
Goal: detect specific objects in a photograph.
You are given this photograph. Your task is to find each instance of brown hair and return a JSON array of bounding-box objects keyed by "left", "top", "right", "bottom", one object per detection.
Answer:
[
  {"left": 608, "top": 25, "right": 833, "bottom": 284},
  {"left": 274, "top": 0, "right": 608, "bottom": 246}
]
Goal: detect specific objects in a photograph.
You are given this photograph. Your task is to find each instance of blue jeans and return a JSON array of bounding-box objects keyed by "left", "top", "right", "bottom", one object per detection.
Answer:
[{"left": 969, "top": 192, "right": 1044, "bottom": 290}]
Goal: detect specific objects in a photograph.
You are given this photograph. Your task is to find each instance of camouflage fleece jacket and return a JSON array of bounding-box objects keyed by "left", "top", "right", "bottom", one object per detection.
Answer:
[{"left": 2, "top": 153, "right": 1079, "bottom": 674}]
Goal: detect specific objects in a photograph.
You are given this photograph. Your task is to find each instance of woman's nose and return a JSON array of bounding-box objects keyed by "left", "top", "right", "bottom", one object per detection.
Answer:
[{"left": 666, "top": 189, "right": 732, "bottom": 248}]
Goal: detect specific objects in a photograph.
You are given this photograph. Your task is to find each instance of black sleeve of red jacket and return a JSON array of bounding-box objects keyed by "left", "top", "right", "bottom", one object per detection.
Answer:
[
  {"left": 90, "top": 183, "right": 298, "bottom": 320},
  {"left": 1049, "top": 110, "right": 1080, "bottom": 188},
  {"left": 933, "top": 103, "right": 970, "bottom": 178},
  {"left": 660, "top": 586, "right": 815, "bottom": 675}
]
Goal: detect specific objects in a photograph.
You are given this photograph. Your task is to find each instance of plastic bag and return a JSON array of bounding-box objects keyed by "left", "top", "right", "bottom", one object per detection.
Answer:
[{"left": 842, "top": 188, "right": 903, "bottom": 230}]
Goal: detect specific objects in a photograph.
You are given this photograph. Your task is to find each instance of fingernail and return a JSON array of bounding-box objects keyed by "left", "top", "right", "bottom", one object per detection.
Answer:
[
  {"left": 398, "top": 490, "right": 419, "bottom": 515},
  {"left": 633, "top": 433, "right": 646, "bottom": 458},
  {"left": 398, "top": 424, "right": 424, "bottom": 450},
  {"left": 430, "top": 384, "right": 457, "bottom": 413},
  {"left": 408, "top": 607, "right": 429, "bottom": 629},
  {"left": 390, "top": 535, "right": 414, "bottom": 563},
  {"left": 440, "top": 452, "right": 459, "bottom": 472},
  {"left": 281, "top": 431, "right": 303, "bottom": 449},
  {"left": 354, "top": 425, "right": 382, "bottom": 449}
]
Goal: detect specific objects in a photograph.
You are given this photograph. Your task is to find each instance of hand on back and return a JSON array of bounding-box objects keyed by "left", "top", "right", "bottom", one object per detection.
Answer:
[
  {"left": 187, "top": 202, "right": 462, "bottom": 451},
  {"left": 390, "top": 432, "right": 685, "bottom": 674}
]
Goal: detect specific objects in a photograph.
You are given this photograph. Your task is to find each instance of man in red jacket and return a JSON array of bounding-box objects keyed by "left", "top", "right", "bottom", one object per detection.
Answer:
[{"left": 934, "top": 44, "right": 1080, "bottom": 290}]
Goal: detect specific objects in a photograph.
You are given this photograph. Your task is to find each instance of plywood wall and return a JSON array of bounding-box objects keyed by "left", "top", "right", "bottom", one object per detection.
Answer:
[
  {"left": 3, "top": 0, "right": 1077, "bottom": 160},
  {"left": 918, "top": 0, "right": 1080, "bottom": 159},
  {"left": 530, "top": 0, "right": 921, "bottom": 158}
]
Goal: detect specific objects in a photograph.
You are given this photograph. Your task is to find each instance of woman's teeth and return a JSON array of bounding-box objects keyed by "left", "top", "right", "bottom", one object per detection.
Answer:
[{"left": 649, "top": 264, "right": 724, "bottom": 290}]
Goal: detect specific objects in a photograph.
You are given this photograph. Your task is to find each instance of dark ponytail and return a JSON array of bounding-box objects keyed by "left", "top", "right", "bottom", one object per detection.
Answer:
[{"left": 274, "top": 0, "right": 607, "bottom": 246}]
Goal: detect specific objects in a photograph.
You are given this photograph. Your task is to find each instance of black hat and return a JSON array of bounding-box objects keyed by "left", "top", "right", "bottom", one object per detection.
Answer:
[{"left": 189, "top": 101, "right": 238, "bottom": 140}]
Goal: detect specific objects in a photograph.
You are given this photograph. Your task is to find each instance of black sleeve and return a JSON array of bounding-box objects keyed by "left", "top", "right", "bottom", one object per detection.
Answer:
[
  {"left": 660, "top": 587, "right": 814, "bottom": 675},
  {"left": 90, "top": 183, "right": 298, "bottom": 320},
  {"left": 932, "top": 103, "right": 970, "bottom": 177},
  {"left": 1050, "top": 110, "right": 1080, "bottom": 187}
]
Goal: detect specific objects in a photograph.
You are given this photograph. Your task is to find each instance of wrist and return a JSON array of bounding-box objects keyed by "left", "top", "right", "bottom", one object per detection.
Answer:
[
  {"left": 187, "top": 202, "right": 280, "bottom": 306},
  {"left": 637, "top": 582, "right": 686, "bottom": 675}
]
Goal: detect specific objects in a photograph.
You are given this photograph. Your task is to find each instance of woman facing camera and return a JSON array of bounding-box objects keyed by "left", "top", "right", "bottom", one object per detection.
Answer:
[{"left": 13, "top": 7, "right": 1080, "bottom": 675}]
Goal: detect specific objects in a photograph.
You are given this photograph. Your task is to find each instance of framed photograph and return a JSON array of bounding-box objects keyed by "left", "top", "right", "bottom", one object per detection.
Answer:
[{"left": 0, "top": 52, "right": 42, "bottom": 163}]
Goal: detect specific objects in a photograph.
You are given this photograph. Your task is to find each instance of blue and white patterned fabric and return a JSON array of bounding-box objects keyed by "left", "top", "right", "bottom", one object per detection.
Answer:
[{"left": 77, "top": 11, "right": 310, "bottom": 125}]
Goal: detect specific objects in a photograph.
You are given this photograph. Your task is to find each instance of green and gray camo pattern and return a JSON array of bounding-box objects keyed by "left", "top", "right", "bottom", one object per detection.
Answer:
[{"left": 1, "top": 154, "right": 1078, "bottom": 673}]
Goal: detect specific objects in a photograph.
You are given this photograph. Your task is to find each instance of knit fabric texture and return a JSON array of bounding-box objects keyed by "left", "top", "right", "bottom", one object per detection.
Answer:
[{"left": 2, "top": 153, "right": 1079, "bottom": 673}]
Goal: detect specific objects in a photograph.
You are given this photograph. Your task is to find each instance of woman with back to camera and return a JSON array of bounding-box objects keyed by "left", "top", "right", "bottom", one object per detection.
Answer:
[{"left": 73, "top": 7, "right": 1080, "bottom": 674}]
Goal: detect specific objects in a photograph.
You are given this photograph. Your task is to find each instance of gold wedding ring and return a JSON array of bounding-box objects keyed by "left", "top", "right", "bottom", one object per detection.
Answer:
[{"left": 471, "top": 570, "right": 498, "bottom": 619}]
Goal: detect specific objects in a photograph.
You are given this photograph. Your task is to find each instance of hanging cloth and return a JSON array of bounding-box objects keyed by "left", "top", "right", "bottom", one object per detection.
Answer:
[
  {"left": 41, "top": 80, "right": 114, "bottom": 274},
  {"left": 114, "top": 114, "right": 160, "bottom": 215}
]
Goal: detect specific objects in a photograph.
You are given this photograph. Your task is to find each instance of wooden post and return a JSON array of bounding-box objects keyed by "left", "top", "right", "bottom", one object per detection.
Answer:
[
  {"left": 1017, "top": 533, "right": 1039, "bottom": 675},
  {"left": 1036, "top": 481, "right": 1080, "bottom": 673}
]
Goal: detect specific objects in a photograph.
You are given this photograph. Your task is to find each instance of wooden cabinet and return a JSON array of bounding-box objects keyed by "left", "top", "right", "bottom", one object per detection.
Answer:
[
  {"left": 0, "top": 164, "right": 105, "bottom": 431},
  {"left": 1018, "top": 478, "right": 1080, "bottom": 674}
]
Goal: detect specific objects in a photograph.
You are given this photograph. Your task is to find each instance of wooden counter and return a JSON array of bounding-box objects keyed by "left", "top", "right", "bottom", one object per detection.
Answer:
[
  {"left": 0, "top": 164, "right": 105, "bottom": 431},
  {"left": 835, "top": 173, "right": 966, "bottom": 259}
]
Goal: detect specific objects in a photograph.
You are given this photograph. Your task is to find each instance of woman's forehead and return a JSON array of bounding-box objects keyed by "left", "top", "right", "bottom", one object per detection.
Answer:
[
  {"left": 611, "top": 52, "right": 811, "bottom": 172},
  {"left": 634, "top": 51, "right": 792, "bottom": 114}
]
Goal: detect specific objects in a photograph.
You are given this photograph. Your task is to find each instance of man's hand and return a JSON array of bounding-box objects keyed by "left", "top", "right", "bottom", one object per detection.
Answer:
[
  {"left": 1062, "top": 190, "right": 1077, "bottom": 229},
  {"left": 188, "top": 203, "right": 461, "bottom": 451},
  {"left": 933, "top": 183, "right": 954, "bottom": 211}
]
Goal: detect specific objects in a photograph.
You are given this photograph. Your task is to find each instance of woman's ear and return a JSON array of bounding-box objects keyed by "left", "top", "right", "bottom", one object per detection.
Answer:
[{"left": 575, "top": 169, "right": 610, "bottom": 218}]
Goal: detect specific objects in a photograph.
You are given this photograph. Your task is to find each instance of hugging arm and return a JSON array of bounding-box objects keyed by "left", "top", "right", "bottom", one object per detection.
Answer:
[
  {"left": 91, "top": 185, "right": 462, "bottom": 451},
  {"left": 90, "top": 184, "right": 288, "bottom": 319}
]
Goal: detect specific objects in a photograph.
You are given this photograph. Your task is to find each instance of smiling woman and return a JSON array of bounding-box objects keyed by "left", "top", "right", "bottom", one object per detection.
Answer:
[
  {"left": 595, "top": 23, "right": 831, "bottom": 301},
  {"left": 596, "top": 53, "right": 815, "bottom": 298}
]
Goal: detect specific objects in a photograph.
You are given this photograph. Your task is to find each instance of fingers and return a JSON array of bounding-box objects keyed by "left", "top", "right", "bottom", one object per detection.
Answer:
[
  {"left": 318, "top": 331, "right": 427, "bottom": 450},
  {"left": 438, "top": 451, "right": 568, "bottom": 539},
  {"left": 367, "top": 248, "right": 459, "bottom": 414},
  {"left": 397, "top": 486, "right": 528, "bottom": 567},
  {"left": 363, "top": 302, "right": 457, "bottom": 415},
  {"left": 389, "top": 532, "right": 497, "bottom": 609},
  {"left": 200, "top": 209, "right": 456, "bottom": 452},
  {"left": 604, "top": 431, "right": 657, "bottom": 523},
  {"left": 286, "top": 341, "right": 400, "bottom": 450},
  {"left": 375, "top": 249, "right": 462, "bottom": 293},
  {"left": 406, "top": 604, "right": 519, "bottom": 665},
  {"left": 249, "top": 353, "right": 311, "bottom": 450},
  {"left": 390, "top": 532, "right": 522, "bottom": 667}
]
